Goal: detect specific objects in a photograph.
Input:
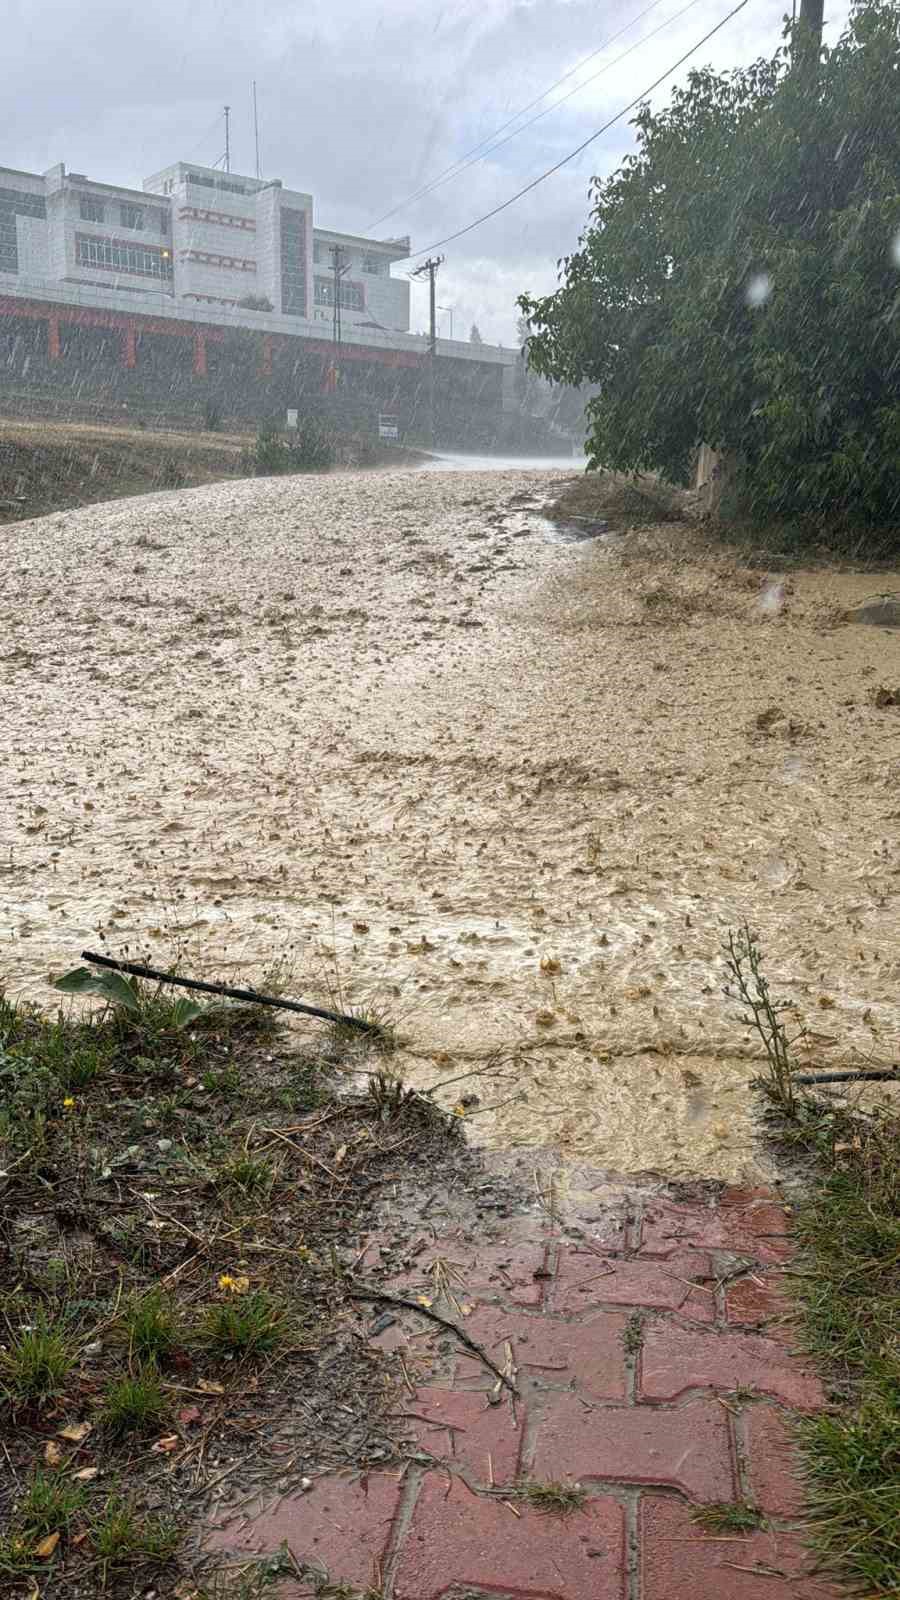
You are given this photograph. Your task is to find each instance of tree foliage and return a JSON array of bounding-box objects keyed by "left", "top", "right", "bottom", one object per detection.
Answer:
[{"left": 519, "top": 0, "right": 900, "bottom": 533}]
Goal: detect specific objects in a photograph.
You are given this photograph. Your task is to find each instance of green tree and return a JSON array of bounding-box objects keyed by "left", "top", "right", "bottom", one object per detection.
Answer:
[{"left": 519, "top": 0, "right": 900, "bottom": 537}]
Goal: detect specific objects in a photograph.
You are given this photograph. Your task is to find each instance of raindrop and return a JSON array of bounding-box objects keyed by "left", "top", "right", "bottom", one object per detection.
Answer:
[
  {"left": 745, "top": 273, "right": 772, "bottom": 308},
  {"left": 892, "top": 230, "right": 900, "bottom": 269}
]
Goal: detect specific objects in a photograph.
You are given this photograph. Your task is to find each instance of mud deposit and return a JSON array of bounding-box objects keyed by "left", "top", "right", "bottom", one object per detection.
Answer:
[{"left": 3, "top": 469, "right": 899, "bottom": 1179}]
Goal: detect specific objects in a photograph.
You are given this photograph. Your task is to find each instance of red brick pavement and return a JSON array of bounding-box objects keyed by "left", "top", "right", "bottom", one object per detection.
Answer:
[{"left": 208, "top": 1184, "right": 843, "bottom": 1599}]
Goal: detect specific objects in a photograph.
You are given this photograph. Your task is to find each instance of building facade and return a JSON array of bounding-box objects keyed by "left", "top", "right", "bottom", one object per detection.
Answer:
[
  {"left": 1, "top": 158, "right": 412, "bottom": 332},
  {"left": 0, "top": 156, "right": 522, "bottom": 446}
]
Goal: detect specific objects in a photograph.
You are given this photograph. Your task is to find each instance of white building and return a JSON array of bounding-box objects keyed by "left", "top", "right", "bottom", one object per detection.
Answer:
[{"left": 1, "top": 158, "right": 411, "bottom": 333}]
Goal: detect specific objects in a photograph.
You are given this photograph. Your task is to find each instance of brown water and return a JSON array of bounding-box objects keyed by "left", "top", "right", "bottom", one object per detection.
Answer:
[{"left": 3, "top": 468, "right": 898, "bottom": 1180}]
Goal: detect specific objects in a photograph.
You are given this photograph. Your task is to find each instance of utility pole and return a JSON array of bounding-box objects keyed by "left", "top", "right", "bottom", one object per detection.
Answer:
[
  {"left": 224, "top": 105, "right": 231, "bottom": 173},
  {"left": 410, "top": 255, "right": 444, "bottom": 448},
  {"left": 329, "top": 244, "right": 351, "bottom": 374},
  {"left": 798, "top": 0, "right": 824, "bottom": 47}
]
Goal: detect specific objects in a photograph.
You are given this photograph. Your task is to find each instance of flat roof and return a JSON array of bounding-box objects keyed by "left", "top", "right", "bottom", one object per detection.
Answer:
[
  {"left": 0, "top": 165, "right": 44, "bottom": 183},
  {"left": 313, "top": 226, "right": 409, "bottom": 257}
]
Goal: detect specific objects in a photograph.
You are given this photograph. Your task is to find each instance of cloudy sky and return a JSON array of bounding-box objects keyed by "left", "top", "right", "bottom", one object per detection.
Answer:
[{"left": 4, "top": 0, "right": 852, "bottom": 344}]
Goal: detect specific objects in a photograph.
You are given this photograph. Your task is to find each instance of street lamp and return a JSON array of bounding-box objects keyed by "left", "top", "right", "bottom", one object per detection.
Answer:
[
  {"left": 438, "top": 304, "right": 454, "bottom": 340},
  {"left": 160, "top": 248, "right": 173, "bottom": 310}
]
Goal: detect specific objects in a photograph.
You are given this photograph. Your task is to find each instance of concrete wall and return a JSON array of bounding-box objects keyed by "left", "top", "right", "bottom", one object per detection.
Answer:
[{"left": 15, "top": 215, "right": 50, "bottom": 275}]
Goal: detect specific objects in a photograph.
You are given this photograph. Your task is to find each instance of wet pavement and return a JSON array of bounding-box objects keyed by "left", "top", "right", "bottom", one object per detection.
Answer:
[{"left": 206, "top": 1177, "right": 843, "bottom": 1600}]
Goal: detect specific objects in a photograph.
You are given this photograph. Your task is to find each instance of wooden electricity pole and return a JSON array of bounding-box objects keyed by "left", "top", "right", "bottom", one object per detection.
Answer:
[
  {"left": 329, "top": 244, "right": 351, "bottom": 369},
  {"left": 411, "top": 255, "right": 444, "bottom": 449},
  {"left": 798, "top": 0, "right": 824, "bottom": 47}
]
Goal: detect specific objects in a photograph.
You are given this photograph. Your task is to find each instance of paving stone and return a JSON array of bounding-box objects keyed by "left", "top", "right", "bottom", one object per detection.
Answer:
[
  {"left": 553, "top": 1245, "right": 716, "bottom": 1320},
  {"left": 394, "top": 1473, "right": 627, "bottom": 1599},
  {"left": 207, "top": 1471, "right": 399, "bottom": 1589},
  {"left": 533, "top": 1392, "right": 735, "bottom": 1501},
  {"left": 726, "top": 1273, "right": 795, "bottom": 1327},
  {"left": 403, "top": 1386, "right": 523, "bottom": 1483},
  {"left": 639, "top": 1321, "right": 824, "bottom": 1410},
  {"left": 745, "top": 1405, "right": 807, "bottom": 1517},
  {"left": 640, "top": 1193, "right": 793, "bottom": 1264},
  {"left": 454, "top": 1304, "right": 629, "bottom": 1399},
  {"left": 640, "top": 1494, "right": 846, "bottom": 1599}
]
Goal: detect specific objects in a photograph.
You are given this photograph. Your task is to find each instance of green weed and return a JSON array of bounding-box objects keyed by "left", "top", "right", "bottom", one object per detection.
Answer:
[
  {"left": 18, "top": 1470, "right": 86, "bottom": 1536},
  {"left": 220, "top": 1151, "right": 275, "bottom": 1198},
  {"left": 102, "top": 1365, "right": 168, "bottom": 1435},
  {"left": 1, "top": 1314, "right": 76, "bottom": 1404},
  {"left": 722, "top": 924, "right": 800, "bottom": 1115},
  {"left": 202, "top": 1291, "right": 284, "bottom": 1356},
  {"left": 121, "top": 1290, "right": 178, "bottom": 1364},
  {"left": 91, "top": 1496, "right": 179, "bottom": 1564},
  {"left": 692, "top": 1501, "right": 764, "bottom": 1533},
  {"left": 513, "top": 1480, "right": 587, "bottom": 1516}
]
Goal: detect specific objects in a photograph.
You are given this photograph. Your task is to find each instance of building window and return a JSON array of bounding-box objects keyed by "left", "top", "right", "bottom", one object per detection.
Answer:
[
  {"left": 281, "top": 207, "right": 308, "bottom": 317},
  {"left": 0, "top": 185, "right": 47, "bottom": 274},
  {"left": 362, "top": 252, "right": 383, "bottom": 275},
  {"left": 314, "top": 276, "right": 364, "bottom": 312},
  {"left": 120, "top": 203, "right": 144, "bottom": 230},
  {"left": 313, "top": 241, "right": 322, "bottom": 264},
  {"left": 79, "top": 194, "right": 105, "bottom": 223},
  {"left": 75, "top": 233, "right": 173, "bottom": 278}
]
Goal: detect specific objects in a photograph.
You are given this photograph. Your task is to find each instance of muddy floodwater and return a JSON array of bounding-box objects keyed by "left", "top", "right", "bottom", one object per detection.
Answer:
[{"left": 3, "top": 467, "right": 899, "bottom": 1180}]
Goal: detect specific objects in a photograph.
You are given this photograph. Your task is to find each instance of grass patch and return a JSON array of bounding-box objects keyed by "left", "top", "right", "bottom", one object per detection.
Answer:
[
  {"left": 102, "top": 1366, "right": 168, "bottom": 1436},
  {"left": 219, "top": 1151, "right": 276, "bottom": 1199},
  {"left": 0, "top": 972, "right": 476, "bottom": 1599},
  {"left": 692, "top": 1501, "right": 764, "bottom": 1534},
  {"left": 788, "top": 1109, "right": 900, "bottom": 1595},
  {"left": 91, "top": 1496, "right": 179, "bottom": 1565},
  {"left": 202, "top": 1291, "right": 284, "bottom": 1357},
  {"left": 512, "top": 1481, "right": 588, "bottom": 1516},
  {"left": 18, "top": 1472, "right": 87, "bottom": 1538},
  {"left": 1, "top": 1315, "right": 76, "bottom": 1406},
  {"left": 119, "top": 1289, "right": 178, "bottom": 1364}
]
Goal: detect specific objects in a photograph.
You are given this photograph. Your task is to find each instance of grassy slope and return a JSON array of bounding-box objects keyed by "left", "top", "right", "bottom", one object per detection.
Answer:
[{"left": 0, "top": 980, "right": 458, "bottom": 1599}]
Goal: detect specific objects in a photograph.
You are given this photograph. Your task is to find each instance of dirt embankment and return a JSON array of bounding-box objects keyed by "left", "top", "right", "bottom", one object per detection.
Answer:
[{"left": 0, "top": 418, "right": 428, "bottom": 524}]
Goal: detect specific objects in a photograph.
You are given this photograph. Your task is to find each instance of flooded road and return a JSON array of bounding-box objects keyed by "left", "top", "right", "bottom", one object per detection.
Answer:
[{"left": 3, "top": 466, "right": 899, "bottom": 1180}]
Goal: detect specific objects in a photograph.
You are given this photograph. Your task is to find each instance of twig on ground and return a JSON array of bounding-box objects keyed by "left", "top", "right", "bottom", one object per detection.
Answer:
[
  {"left": 348, "top": 1285, "right": 519, "bottom": 1397},
  {"left": 80, "top": 948, "right": 380, "bottom": 1033}
]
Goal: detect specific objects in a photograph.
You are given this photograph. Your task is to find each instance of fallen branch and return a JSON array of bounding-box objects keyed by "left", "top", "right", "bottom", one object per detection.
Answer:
[
  {"left": 794, "top": 1069, "right": 899, "bottom": 1085},
  {"left": 80, "top": 949, "right": 380, "bottom": 1034},
  {"left": 348, "top": 1285, "right": 519, "bottom": 1398}
]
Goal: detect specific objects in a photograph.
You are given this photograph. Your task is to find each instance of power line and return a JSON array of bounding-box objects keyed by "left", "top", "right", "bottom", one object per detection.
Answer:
[
  {"left": 395, "top": 0, "right": 708, "bottom": 226},
  {"left": 366, "top": 0, "right": 675, "bottom": 232},
  {"left": 405, "top": 0, "right": 751, "bottom": 260}
]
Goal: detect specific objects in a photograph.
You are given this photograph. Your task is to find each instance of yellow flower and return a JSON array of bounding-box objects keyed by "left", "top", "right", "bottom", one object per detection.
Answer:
[
  {"left": 62, "top": 1096, "right": 76, "bottom": 1111},
  {"left": 453, "top": 1103, "right": 466, "bottom": 1117},
  {"left": 217, "top": 1273, "right": 236, "bottom": 1292},
  {"left": 218, "top": 1273, "right": 249, "bottom": 1294}
]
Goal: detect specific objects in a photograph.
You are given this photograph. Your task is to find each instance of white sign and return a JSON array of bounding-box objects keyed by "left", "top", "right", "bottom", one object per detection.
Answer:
[
  {"left": 286, "top": 408, "right": 299, "bottom": 429},
  {"left": 378, "top": 413, "right": 399, "bottom": 441}
]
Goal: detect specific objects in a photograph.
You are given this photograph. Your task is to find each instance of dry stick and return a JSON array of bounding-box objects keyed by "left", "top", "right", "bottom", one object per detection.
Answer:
[
  {"left": 348, "top": 1285, "right": 519, "bottom": 1398},
  {"left": 80, "top": 949, "right": 379, "bottom": 1033},
  {"left": 793, "top": 1069, "right": 899, "bottom": 1085}
]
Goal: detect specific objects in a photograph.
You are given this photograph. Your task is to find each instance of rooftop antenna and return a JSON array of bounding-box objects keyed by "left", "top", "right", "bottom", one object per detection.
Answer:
[
  {"left": 252, "top": 81, "right": 261, "bottom": 179},
  {"left": 224, "top": 104, "right": 231, "bottom": 172}
]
